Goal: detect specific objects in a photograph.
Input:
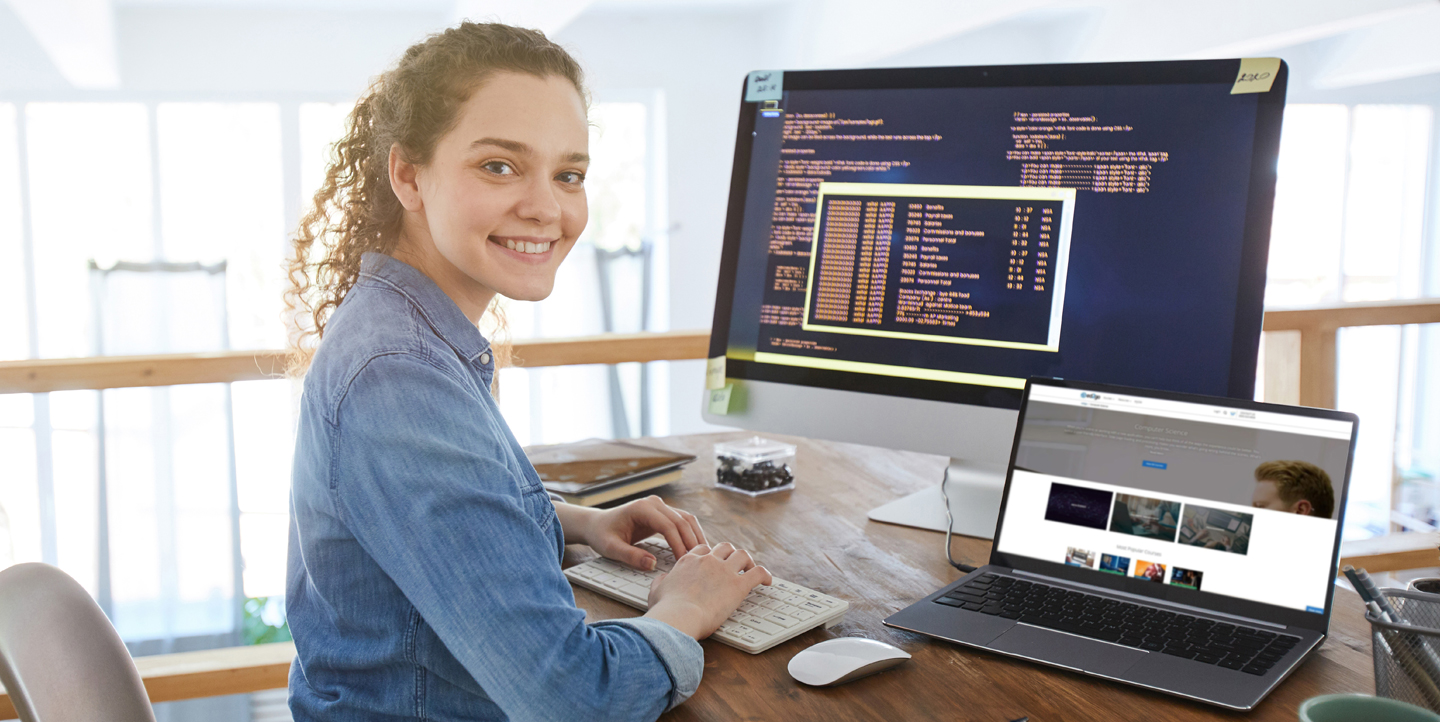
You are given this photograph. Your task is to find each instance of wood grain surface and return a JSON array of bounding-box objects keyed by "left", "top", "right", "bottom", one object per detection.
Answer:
[{"left": 564, "top": 432, "right": 1377, "bottom": 722}]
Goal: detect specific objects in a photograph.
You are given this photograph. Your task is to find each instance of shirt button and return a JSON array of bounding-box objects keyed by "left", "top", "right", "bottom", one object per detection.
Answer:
[{"left": 479, "top": 352, "right": 491, "bottom": 365}]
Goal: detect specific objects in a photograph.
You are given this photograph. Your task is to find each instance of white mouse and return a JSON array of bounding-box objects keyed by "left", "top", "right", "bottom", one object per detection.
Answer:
[{"left": 787, "top": 637, "right": 911, "bottom": 686}]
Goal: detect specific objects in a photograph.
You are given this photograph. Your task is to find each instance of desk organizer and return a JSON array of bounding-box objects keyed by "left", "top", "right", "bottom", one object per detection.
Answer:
[
  {"left": 1366, "top": 588, "right": 1440, "bottom": 713},
  {"left": 714, "top": 436, "right": 795, "bottom": 496}
]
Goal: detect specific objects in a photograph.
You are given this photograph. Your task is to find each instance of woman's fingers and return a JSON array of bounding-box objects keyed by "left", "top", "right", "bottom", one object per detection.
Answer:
[
  {"left": 745, "top": 564, "right": 774, "bottom": 587},
  {"left": 677, "top": 509, "right": 707, "bottom": 547},
  {"left": 711, "top": 542, "right": 736, "bottom": 560},
  {"left": 645, "top": 497, "right": 698, "bottom": 554},
  {"left": 725, "top": 549, "right": 755, "bottom": 572}
]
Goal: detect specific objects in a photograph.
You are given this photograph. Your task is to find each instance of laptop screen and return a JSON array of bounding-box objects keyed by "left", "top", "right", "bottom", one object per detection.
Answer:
[{"left": 993, "top": 382, "right": 1354, "bottom": 617}]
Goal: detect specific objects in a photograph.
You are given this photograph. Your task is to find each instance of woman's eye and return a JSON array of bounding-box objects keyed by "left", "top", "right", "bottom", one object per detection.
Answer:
[
  {"left": 482, "top": 161, "right": 515, "bottom": 176},
  {"left": 556, "top": 171, "right": 585, "bottom": 186}
]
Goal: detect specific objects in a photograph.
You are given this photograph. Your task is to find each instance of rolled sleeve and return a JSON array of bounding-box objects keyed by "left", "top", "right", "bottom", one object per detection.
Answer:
[{"left": 595, "top": 617, "right": 704, "bottom": 710}]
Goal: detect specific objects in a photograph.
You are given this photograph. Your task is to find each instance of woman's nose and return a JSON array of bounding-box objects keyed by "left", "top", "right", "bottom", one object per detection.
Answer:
[{"left": 515, "top": 176, "right": 563, "bottom": 226}]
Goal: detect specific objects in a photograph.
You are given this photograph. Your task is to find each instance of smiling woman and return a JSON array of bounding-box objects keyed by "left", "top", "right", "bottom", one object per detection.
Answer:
[{"left": 281, "top": 21, "right": 770, "bottom": 722}]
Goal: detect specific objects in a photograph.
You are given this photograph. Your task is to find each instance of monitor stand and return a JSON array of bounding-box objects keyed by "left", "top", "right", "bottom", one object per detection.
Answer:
[{"left": 867, "top": 458, "right": 1006, "bottom": 540}]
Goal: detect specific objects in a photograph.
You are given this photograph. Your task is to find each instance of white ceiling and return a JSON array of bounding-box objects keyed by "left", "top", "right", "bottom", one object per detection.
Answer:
[{"left": 3, "top": 0, "right": 1440, "bottom": 99}]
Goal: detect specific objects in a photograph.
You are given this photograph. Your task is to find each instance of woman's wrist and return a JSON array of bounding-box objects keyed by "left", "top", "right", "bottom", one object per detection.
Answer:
[
  {"left": 644, "top": 601, "right": 708, "bottom": 641},
  {"left": 554, "top": 503, "right": 601, "bottom": 547}
]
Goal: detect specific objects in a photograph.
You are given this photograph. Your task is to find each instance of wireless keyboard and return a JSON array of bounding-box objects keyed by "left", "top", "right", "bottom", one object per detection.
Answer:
[{"left": 564, "top": 538, "right": 848, "bottom": 654}]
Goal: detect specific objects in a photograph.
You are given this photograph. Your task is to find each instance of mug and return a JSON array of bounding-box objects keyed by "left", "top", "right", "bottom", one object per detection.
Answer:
[
  {"left": 1409, "top": 578, "right": 1440, "bottom": 595},
  {"left": 1299, "top": 694, "right": 1440, "bottom": 722}
]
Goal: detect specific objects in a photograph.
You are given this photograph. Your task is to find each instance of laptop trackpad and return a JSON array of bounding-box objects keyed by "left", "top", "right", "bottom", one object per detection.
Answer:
[{"left": 988, "top": 624, "right": 1144, "bottom": 678}]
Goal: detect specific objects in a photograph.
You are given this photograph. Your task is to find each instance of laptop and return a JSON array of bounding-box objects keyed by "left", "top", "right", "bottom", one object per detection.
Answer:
[{"left": 884, "top": 378, "right": 1359, "bottom": 710}]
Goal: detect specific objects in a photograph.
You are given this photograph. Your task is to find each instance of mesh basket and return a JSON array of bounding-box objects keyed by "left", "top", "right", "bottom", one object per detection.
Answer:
[{"left": 1367, "top": 588, "right": 1440, "bottom": 713}]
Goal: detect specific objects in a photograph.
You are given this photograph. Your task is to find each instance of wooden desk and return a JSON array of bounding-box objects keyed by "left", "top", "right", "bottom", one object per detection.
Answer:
[{"left": 565, "top": 432, "right": 1376, "bottom": 721}]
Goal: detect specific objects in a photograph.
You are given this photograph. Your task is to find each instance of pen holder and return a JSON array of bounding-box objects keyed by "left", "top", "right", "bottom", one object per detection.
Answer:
[{"left": 1367, "top": 589, "right": 1440, "bottom": 713}]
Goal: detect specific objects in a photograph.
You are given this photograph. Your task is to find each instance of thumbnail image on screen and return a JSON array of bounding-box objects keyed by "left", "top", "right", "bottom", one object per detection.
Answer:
[
  {"left": 1099, "top": 553, "right": 1130, "bottom": 575},
  {"left": 1180, "top": 504, "right": 1254, "bottom": 555},
  {"left": 1109, "top": 494, "right": 1180, "bottom": 542},
  {"left": 1044, "top": 482, "right": 1113, "bottom": 530},
  {"left": 1065, "top": 547, "right": 1097, "bottom": 568},
  {"left": 1171, "top": 567, "right": 1204, "bottom": 591},
  {"left": 1134, "top": 560, "right": 1167, "bottom": 583}
]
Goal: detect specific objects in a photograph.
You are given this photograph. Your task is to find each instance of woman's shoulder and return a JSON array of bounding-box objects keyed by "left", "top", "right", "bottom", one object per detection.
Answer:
[{"left": 303, "top": 284, "right": 474, "bottom": 419}]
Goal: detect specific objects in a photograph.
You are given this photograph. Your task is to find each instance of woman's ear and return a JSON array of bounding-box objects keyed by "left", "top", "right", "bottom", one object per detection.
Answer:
[{"left": 389, "top": 143, "right": 424, "bottom": 212}]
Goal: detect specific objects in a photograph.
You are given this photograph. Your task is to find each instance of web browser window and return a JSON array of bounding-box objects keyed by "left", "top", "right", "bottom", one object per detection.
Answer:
[{"left": 995, "top": 385, "right": 1353, "bottom": 614}]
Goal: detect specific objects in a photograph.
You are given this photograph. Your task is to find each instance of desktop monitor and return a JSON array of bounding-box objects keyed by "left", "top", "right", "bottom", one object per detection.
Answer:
[{"left": 704, "top": 59, "right": 1288, "bottom": 538}]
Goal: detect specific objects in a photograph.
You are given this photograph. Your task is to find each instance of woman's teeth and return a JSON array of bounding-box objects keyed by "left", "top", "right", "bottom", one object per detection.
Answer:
[{"left": 503, "top": 239, "right": 551, "bottom": 254}]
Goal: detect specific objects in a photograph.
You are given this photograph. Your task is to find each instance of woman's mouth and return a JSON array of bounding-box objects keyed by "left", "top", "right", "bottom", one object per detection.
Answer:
[{"left": 492, "top": 237, "right": 554, "bottom": 255}]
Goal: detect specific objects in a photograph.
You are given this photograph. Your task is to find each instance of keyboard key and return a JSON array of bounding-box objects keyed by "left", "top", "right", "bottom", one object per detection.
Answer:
[
  {"left": 740, "top": 616, "right": 785, "bottom": 636},
  {"left": 792, "top": 609, "right": 816, "bottom": 621},
  {"left": 1193, "top": 652, "right": 1222, "bottom": 664},
  {"left": 1241, "top": 665, "right": 1269, "bottom": 676},
  {"left": 935, "top": 597, "right": 965, "bottom": 607},
  {"left": 764, "top": 612, "right": 800, "bottom": 628}
]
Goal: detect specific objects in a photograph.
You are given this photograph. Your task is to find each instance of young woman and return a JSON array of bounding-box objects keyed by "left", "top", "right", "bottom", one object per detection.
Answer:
[{"left": 283, "top": 23, "right": 770, "bottom": 721}]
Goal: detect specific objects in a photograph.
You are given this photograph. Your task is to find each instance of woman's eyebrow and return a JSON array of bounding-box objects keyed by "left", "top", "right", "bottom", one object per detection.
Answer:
[{"left": 470, "top": 137, "right": 589, "bottom": 164}]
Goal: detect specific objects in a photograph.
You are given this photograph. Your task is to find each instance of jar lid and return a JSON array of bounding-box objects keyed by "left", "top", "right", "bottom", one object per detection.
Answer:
[{"left": 715, "top": 435, "right": 796, "bottom": 463}]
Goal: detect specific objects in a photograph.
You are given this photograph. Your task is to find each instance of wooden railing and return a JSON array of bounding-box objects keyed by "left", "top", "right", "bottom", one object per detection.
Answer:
[
  {"left": 0, "top": 300, "right": 1437, "bottom": 715},
  {"left": 0, "top": 329, "right": 713, "bottom": 395},
  {"left": 1260, "top": 298, "right": 1440, "bottom": 408}
]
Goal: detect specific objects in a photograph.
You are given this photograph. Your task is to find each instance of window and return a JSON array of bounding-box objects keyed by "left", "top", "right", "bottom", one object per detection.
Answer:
[{"left": 1265, "top": 103, "right": 1437, "bottom": 540}]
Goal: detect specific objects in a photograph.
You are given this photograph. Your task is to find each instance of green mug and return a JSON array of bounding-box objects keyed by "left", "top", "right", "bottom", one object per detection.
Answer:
[{"left": 1299, "top": 694, "right": 1440, "bottom": 722}]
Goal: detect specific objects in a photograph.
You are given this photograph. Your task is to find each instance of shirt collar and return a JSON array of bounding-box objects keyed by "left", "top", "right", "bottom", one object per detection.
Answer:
[{"left": 357, "top": 252, "right": 493, "bottom": 365}]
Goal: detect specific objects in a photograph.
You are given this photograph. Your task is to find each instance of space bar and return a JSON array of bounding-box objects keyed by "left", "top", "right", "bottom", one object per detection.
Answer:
[{"left": 1019, "top": 615, "right": 1121, "bottom": 642}]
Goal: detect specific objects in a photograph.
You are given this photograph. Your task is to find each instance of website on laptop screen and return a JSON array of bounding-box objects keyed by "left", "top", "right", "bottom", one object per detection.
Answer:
[{"left": 995, "top": 385, "right": 1353, "bottom": 614}]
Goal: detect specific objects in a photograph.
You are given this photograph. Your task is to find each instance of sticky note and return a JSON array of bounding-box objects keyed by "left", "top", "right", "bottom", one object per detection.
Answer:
[
  {"left": 745, "top": 70, "right": 784, "bottom": 102},
  {"left": 1231, "top": 58, "right": 1281, "bottom": 95},
  {"left": 706, "top": 355, "right": 727, "bottom": 390},
  {"left": 708, "top": 384, "right": 734, "bottom": 415}
]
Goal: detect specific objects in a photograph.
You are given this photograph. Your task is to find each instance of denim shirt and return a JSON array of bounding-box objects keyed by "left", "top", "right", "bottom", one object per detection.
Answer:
[{"left": 286, "top": 253, "right": 703, "bottom": 721}]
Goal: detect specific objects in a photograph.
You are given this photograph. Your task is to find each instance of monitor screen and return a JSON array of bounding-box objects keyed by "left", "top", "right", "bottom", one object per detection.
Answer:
[
  {"left": 993, "top": 381, "right": 1355, "bottom": 623},
  {"left": 709, "top": 60, "right": 1286, "bottom": 411}
]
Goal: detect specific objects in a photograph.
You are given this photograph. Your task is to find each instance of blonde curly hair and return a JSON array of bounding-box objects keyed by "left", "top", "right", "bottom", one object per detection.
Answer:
[{"left": 284, "top": 21, "right": 587, "bottom": 375}]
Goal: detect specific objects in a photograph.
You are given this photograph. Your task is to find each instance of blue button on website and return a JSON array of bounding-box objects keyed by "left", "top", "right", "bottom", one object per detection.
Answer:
[{"left": 1142, "top": 460, "right": 1167, "bottom": 469}]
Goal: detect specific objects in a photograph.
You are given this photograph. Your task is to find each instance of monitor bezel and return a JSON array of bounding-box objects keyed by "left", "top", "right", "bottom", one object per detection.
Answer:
[
  {"left": 707, "top": 59, "right": 1289, "bottom": 410},
  {"left": 989, "top": 377, "right": 1357, "bottom": 634}
]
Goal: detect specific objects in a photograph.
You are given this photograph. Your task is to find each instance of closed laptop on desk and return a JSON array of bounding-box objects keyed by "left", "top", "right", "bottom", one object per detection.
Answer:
[{"left": 885, "top": 378, "right": 1358, "bottom": 710}]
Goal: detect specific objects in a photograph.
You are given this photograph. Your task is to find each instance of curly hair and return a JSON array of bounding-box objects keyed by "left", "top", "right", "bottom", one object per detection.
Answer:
[{"left": 284, "top": 21, "right": 587, "bottom": 375}]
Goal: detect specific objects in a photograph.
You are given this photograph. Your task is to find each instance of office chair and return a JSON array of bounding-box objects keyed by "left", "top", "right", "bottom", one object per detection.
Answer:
[{"left": 0, "top": 563, "right": 156, "bottom": 722}]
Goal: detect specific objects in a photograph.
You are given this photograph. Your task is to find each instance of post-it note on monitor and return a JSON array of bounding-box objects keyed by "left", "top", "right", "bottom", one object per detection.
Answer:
[
  {"left": 708, "top": 384, "right": 733, "bottom": 415},
  {"left": 1231, "top": 58, "right": 1280, "bottom": 94},
  {"left": 745, "top": 71, "right": 783, "bottom": 102},
  {"left": 706, "top": 355, "right": 726, "bottom": 390}
]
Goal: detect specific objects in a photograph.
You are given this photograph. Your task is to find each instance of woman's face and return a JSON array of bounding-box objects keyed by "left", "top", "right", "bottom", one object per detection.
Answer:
[{"left": 399, "top": 71, "right": 589, "bottom": 310}]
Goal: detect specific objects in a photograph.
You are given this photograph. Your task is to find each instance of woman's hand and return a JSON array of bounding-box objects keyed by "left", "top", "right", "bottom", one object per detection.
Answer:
[
  {"left": 564, "top": 495, "right": 707, "bottom": 571},
  {"left": 644, "top": 542, "right": 773, "bottom": 640}
]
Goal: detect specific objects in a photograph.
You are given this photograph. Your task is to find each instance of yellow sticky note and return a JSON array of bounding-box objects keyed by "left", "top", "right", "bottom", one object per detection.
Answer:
[
  {"left": 708, "top": 384, "right": 733, "bottom": 415},
  {"left": 1231, "top": 58, "right": 1281, "bottom": 95},
  {"left": 706, "top": 355, "right": 727, "bottom": 390}
]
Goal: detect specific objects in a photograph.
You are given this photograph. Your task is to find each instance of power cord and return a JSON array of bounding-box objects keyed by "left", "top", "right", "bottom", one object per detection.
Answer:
[{"left": 940, "top": 467, "right": 978, "bottom": 573}]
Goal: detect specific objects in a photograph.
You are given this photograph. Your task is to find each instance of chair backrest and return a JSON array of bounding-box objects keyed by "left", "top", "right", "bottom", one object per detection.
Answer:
[{"left": 0, "top": 563, "right": 155, "bottom": 722}]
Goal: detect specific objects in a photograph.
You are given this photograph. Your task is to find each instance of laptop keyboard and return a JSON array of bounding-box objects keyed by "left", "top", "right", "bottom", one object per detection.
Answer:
[{"left": 936, "top": 573, "right": 1301, "bottom": 675}]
